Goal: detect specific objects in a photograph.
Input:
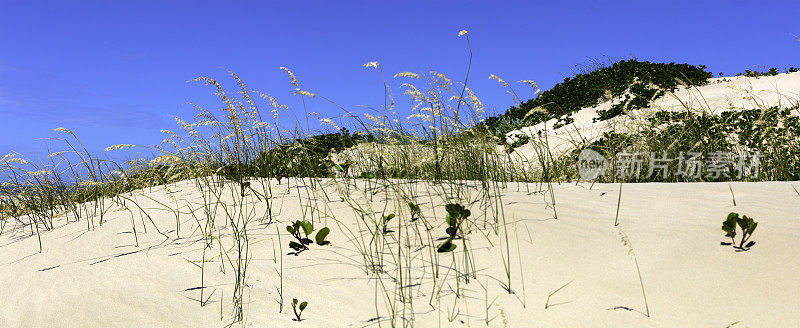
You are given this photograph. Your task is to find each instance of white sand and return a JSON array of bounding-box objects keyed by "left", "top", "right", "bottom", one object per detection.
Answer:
[{"left": 2, "top": 179, "right": 799, "bottom": 327}]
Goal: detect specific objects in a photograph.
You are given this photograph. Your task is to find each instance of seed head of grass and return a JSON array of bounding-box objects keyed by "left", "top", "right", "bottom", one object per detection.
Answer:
[
  {"left": 430, "top": 70, "right": 452, "bottom": 84},
  {"left": 1, "top": 154, "right": 28, "bottom": 166},
  {"left": 318, "top": 117, "right": 339, "bottom": 130},
  {"left": 27, "top": 170, "right": 53, "bottom": 178},
  {"left": 518, "top": 80, "right": 541, "bottom": 95},
  {"left": 53, "top": 127, "right": 75, "bottom": 136},
  {"left": 79, "top": 180, "right": 104, "bottom": 187},
  {"left": 294, "top": 88, "right": 315, "bottom": 98},
  {"left": 150, "top": 154, "right": 182, "bottom": 165},
  {"left": 104, "top": 144, "right": 135, "bottom": 152},
  {"left": 252, "top": 121, "right": 272, "bottom": 129},
  {"left": 280, "top": 66, "right": 300, "bottom": 88},
  {"left": 489, "top": 74, "right": 509, "bottom": 88},
  {"left": 394, "top": 72, "right": 419, "bottom": 79},
  {"left": 618, "top": 230, "right": 637, "bottom": 259}
]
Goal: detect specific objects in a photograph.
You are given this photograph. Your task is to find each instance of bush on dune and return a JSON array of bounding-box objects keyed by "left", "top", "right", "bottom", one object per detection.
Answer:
[{"left": 482, "top": 59, "right": 712, "bottom": 135}]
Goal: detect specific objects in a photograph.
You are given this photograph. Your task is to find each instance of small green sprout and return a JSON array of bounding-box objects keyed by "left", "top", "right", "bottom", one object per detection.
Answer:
[
  {"left": 382, "top": 213, "right": 395, "bottom": 233},
  {"left": 240, "top": 181, "right": 250, "bottom": 197},
  {"left": 315, "top": 227, "right": 330, "bottom": 245},
  {"left": 408, "top": 202, "right": 421, "bottom": 221},
  {"left": 722, "top": 212, "right": 758, "bottom": 250},
  {"left": 291, "top": 298, "right": 308, "bottom": 321},
  {"left": 437, "top": 203, "right": 471, "bottom": 253}
]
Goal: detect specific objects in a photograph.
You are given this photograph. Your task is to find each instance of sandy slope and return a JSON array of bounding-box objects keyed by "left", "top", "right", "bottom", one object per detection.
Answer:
[
  {"left": 508, "top": 72, "right": 800, "bottom": 161},
  {"left": 1, "top": 179, "right": 798, "bottom": 327}
]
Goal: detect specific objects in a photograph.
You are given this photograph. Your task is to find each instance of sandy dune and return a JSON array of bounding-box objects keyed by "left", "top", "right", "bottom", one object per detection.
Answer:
[
  {"left": 2, "top": 179, "right": 798, "bottom": 327},
  {"left": 508, "top": 72, "right": 800, "bottom": 161}
]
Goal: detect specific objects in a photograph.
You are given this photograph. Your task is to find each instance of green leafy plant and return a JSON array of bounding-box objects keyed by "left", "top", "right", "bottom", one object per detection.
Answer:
[
  {"left": 508, "top": 134, "right": 530, "bottom": 151},
  {"left": 286, "top": 220, "right": 331, "bottom": 251},
  {"left": 408, "top": 202, "right": 421, "bottom": 221},
  {"left": 437, "top": 203, "right": 471, "bottom": 253},
  {"left": 722, "top": 212, "right": 758, "bottom": 250},
  {"left": 291, "top": 298, "right": 308, "bottom": 321},
  {"left": 315, "top": 226, "right": 330, "bottom": 245},
  {"left": 287, "top": 220, "right": 313, "bottom": 251},
  {"left": 381, "top": 213, "right": 395, "bottom": 233}
]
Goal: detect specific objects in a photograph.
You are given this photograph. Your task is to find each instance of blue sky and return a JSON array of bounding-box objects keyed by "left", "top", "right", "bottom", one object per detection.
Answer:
[{"left": 1, "top": 0, "right": 799, "bottom": 161}]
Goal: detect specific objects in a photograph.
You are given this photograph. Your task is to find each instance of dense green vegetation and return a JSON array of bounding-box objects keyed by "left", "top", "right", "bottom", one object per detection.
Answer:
[
  {"left": 482, "top": 59, "right": 712, "bottom": 135},
  {"left": 219, "top": 127, "right": 370, "bottom": 181},
  {"left": 575, "top": 106, "right": 800, "bottom": 182},
  {"left": 734, "top": 66, "right": 799, "bottom": 77}
]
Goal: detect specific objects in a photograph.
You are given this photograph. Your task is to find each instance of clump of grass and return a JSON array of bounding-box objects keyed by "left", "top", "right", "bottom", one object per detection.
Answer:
[{"left": 545, "top": 280, "right": 573, "bottom": 309}]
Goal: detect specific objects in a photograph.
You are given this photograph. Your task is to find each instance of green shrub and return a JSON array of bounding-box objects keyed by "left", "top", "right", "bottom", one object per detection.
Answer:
[
  {"left": 508, "top": 134, "right": 531, "bottom": 150},
  {"left": 735, "top": 67, "right": 798, "bottom": 77},
  {"left": 220, "top": 127, "right": 369, "bottom": 181},
  {"left": 483, "top": 59, "right": 712, "bottom": 135},
  {"left": 595, "top": 83, "right": 665, "bottom": 122}
]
